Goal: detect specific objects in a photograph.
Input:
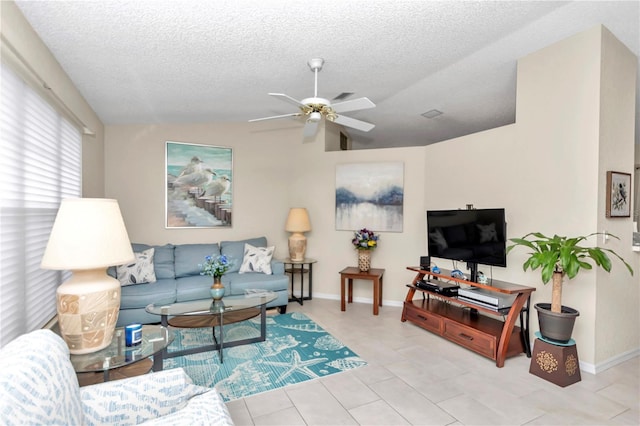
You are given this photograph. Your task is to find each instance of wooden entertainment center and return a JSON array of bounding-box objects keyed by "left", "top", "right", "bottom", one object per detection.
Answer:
[{"left": 401, "top": 266, "right": 535, "bottom": 367}]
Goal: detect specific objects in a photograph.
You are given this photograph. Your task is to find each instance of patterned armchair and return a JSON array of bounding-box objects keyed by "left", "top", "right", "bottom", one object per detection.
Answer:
[{"left": 0, "top": 329, "right": 233, "bottom": 425}]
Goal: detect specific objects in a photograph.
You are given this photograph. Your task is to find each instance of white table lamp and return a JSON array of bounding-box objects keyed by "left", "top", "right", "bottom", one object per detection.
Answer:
[
  {"left": 285, "top": 208, "right": 311, "bottom": 261},
  {"left": 41, "top": 198, "right": 134, "bottom": 354}
]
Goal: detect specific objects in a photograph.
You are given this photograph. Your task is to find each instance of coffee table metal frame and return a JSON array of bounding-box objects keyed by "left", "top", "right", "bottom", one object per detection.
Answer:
[{"left": 146, "top": 292, "right": 277, "bottom": 364}]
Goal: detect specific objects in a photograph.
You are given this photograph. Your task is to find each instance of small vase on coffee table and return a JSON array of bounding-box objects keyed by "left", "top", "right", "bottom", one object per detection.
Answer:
[{"left": 210, "top": 276, "right": 225, "bottom": 300}]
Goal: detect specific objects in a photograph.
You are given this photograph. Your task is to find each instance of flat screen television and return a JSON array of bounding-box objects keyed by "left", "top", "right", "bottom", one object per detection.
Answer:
[{"left": 427, "top": 208, "right": 507, "bottom": 282}]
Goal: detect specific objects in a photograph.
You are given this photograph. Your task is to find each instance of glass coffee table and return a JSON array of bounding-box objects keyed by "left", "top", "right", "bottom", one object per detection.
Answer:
[
  {"left": 70, "top": 324, "right": 174, "bottom": 385},
  {"left": 146, "top": 291, "right": 277, "bottom": 363}
]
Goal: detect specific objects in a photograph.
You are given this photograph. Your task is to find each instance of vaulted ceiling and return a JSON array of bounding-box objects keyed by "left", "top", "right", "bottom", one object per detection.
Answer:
[{"left": 15, "top": 1, "right": 639, "bottom": 149}]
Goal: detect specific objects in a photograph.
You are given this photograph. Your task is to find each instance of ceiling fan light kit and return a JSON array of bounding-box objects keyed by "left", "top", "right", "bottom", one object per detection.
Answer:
[
  {"left": 307, "top": 111, "right": 322, "bottom": 123},
  {"left": 249, "top": 58, "right": 376, "bottom": 139}
]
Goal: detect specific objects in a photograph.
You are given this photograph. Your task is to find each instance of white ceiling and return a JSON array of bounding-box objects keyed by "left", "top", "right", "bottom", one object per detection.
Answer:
[{"left": 14, "top": 1, "right": 640, "bottom": 150}]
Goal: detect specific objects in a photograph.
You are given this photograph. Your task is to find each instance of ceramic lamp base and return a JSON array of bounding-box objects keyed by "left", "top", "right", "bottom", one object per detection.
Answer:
[
  {"left": 56, "top": 269, "right": 120, "bottom": 355},
  {"left": 288, "top": 232, "right": 307, "bottom": 262}
]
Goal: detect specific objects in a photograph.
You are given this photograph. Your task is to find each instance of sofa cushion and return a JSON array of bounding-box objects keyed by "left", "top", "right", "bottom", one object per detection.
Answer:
[
  {"left": 174, "top": 243, "right": 220, "bottom": 278},
  {"left": 117, "top": 248, "right": 157, "bottom": 286},
  {"left": 119, "top": 278, "right": 177, "bottom": 309},
  {"left": 239, "top": 243, "right": 275, "bottom": 274},
  {"left": 220, "top": 236, "right": 267, "bottom": 273},
  {"left": 134, "top": 243, "right": 176, "bottom": 279},
  {"left": 0, "top": 330, "right": 84, "bottom": 425},
  {"left": 227, "top": 272, "right": 288, "bottom": 295},
  {"left": 175, "top": 274, "right": 221, "bottom": 302}
]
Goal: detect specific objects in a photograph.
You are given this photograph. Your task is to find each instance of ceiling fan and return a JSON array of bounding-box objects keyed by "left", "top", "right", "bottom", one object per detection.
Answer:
[{"left": 249, "top": 58, "right": 376, "bottom": 138}]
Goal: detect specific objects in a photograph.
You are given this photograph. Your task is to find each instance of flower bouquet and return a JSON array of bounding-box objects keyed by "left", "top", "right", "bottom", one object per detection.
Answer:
[
  {"left": 200, "top": 254, "right": 232, "bottom": 278},
  {"left": 200, "top": 254, "right": 233, "bottom": 300},
  {"left": 352, "top": 228, "right": 379, "bottom": 272},
  {"left": 352, "top": 228, "right": 379, "bottom": 250}
]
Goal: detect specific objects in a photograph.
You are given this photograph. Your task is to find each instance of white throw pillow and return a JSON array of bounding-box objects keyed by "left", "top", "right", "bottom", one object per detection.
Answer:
[
  {"left": 116, "top": 248, "right": 157, "bottom": 286},
  {"left": 239, "top": 243, "right": 274, "bottom": 274}
]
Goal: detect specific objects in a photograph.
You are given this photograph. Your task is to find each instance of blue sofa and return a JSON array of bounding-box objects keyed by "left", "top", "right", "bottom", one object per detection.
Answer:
[{"left": 115, "top": 237, "right": 289, "bottom": 327}]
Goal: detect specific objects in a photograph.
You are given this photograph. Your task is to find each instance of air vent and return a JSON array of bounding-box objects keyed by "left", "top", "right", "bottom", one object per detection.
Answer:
[
  {"left": 333, "top": 92, "right": 354, "bottom": 101},
  {"left": 421, "top": 109, "right": 443, "bottom": 119}
]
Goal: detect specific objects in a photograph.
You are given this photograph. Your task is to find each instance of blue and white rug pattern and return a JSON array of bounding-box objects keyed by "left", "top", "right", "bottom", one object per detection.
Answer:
[{"left": 163, "top": 312, "right": 366, "bottom": 401}]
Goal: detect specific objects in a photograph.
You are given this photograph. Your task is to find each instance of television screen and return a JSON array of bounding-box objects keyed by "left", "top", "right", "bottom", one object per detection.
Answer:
[{"left": 427, "top": 208, "right": 507, "bottom": 268}]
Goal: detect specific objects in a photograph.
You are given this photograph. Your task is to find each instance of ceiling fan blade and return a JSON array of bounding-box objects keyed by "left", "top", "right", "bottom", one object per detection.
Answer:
[
  {"left": 302, "top": 119, "right": 319, "bottom": 138},
  {"left": 268, "top": 93, "right": 307, "bottom": 108},
  {"left": 331, "top": 97, "right": 375, "bottom": 113},
  {"left": 248, "top": 112, "right": 301, "bottom": 122},
  {"left": 333, "top": 114, "right": 375, "bottom": 132}
]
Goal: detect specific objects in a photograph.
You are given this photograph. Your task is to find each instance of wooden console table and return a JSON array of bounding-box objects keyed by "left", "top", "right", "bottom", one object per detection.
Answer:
[
  {"left": 401, "top": 266, "right": 535, "bottom": 367},
  {"left": 339, "top": 267, "right": 384, "bottom": 315}
]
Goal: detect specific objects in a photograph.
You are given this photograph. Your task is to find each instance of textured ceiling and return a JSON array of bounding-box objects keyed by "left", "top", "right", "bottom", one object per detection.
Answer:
[{"left": 14, "top": 1, "right": 640, "bottom": 150}]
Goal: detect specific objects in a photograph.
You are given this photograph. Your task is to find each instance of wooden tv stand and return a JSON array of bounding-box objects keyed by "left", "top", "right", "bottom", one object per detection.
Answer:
[{"left": 401, "top": 266, "right": 535, "bottom": 367}]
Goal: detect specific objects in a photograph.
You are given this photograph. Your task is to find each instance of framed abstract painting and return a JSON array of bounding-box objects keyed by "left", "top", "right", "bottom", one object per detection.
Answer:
[
  {"left": 335, "top": 162, "right": 404, "bottom": 232},
  {"left": 165, "top": 141, "right": 233, "bottom": 228}
]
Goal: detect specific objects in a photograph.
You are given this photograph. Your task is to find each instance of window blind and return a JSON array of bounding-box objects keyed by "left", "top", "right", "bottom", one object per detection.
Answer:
[{"left": 0, "top": 62, "right": 81, "bottom": 347}]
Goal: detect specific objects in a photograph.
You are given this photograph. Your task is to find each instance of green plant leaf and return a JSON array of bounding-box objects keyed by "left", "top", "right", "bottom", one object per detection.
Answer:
[
  {"left": 599, "top": 248, "right": 634, "bottom": 276},
  {"left": 588, "top": 248, "right": 612, "bottom": 272},
  {"left": 541, "top": 261, "right": 555, "bottom": 284},
  {"left": 506, "top": 231, "right": 634, "bottom": 290}
]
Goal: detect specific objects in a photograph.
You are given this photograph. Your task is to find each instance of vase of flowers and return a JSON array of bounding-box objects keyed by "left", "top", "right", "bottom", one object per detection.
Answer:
[
  {"left": 352, "top": 228, "right": 379, "bottom": 272},
  {"left": 200, "top": 254, "right": 232, "bottom": 300}
]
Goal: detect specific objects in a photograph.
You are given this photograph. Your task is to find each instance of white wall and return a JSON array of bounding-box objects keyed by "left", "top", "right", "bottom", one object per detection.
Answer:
[
  {"left": 595, "top": 27, "right": 639, "bottom": 366},
  {"left": 105, "top": 122, "right": 292, "bottom": 247},
  {"left": 104, "top": 26, "right": 640, "bottom": 369},
  {"left": 105, "top": 121, "right": 427, "bottom": 306},
  {"left": 423, "top": 26, "right": 639, "bottom": 369}
]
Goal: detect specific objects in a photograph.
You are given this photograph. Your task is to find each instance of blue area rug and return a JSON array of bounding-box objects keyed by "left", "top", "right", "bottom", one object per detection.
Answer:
[{"left": 163, "top": 312, "right": 367, "bottom": 401}]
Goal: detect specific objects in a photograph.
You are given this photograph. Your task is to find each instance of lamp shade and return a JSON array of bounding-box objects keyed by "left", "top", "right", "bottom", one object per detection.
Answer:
[
  {"left": 41, "top": 198, "right": 134, "bottom": 270},
  {"left": 285, "top": 208, "right": 311, "bottom": 233}
]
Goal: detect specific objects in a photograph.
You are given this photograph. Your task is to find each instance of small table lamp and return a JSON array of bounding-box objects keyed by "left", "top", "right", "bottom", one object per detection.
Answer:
[
  {"left": 285, "top": 208, "right": 311, "bottom": 261},
  {"left": 41, "top": 198, "right": 134, "bottom": 354}
]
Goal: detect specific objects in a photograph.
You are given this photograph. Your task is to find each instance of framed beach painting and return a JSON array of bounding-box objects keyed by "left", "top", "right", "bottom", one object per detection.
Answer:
[
  {"left": 335, "top": 162, "right": 404, "bottom": 232},
  {"left": 166, "top": 141, "right": 233, "bottom": 228},
  {"left": 606, "top": 171, "right": 631, "bottom": 218}
]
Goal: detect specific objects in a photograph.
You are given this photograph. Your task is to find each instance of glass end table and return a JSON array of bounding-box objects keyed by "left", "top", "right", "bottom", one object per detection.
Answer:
[{"left": 70, "top": 324, "right": 174, "bottom": 385}]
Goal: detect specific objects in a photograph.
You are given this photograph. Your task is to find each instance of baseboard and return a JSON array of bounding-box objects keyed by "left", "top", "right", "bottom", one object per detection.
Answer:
[
  {"left": 310, "top": 293, "right": 403, "bottom": 308},
  {"left": 580, "top": 347, "right": 640, "bottom": 375}
]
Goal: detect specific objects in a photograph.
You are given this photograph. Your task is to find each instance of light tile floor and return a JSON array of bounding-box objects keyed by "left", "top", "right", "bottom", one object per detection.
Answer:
[{"left": 226, "top": 299, "right": 640, "bottom": 425}]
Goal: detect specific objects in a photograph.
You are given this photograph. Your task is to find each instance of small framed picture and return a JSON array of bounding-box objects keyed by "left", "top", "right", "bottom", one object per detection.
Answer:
[{"left": 606, "top": 171, "right": 631, "bottom": 218}]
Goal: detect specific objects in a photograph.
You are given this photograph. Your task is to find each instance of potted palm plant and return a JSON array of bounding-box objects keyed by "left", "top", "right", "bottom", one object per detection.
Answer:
[{"left": 507, "top": 232, "right": 633, "bottom": 343}]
